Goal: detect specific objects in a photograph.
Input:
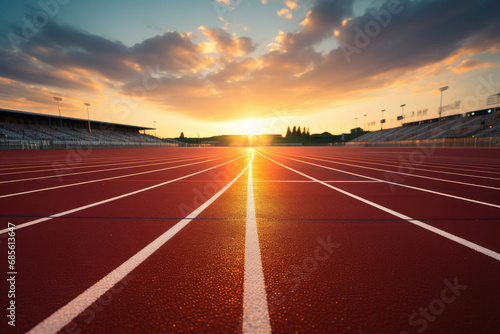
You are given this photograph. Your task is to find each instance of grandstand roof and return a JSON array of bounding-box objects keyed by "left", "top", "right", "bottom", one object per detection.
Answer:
[{"left": 0, "top": 108, "right": 154, "bottom": 131}]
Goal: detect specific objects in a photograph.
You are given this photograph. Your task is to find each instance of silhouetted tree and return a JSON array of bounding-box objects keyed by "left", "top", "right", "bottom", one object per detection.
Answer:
[
  {"left": 286, "top": 126, "right": 292, "bottom": 137},
  {"left": 180, "top": 132, "right": 185, "bottom": 139},
  {"left": 292, "top": 126, "right": 297, "bottom": 136}
]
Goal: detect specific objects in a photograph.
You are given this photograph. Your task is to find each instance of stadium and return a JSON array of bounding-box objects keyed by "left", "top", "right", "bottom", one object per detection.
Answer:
[
  {"left": 1, "top": 0, "right": 500, "bottom": 333},
  {"left": 1, "top": 106, "right": 499, "bottom": 149}
]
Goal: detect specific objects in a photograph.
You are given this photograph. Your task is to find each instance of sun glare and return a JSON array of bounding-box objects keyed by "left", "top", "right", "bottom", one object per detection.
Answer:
[{"left": 241, "top": 119, "right": 260, "bottom": 136}]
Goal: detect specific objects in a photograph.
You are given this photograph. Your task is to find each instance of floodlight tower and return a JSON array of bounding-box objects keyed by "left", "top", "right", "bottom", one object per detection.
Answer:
[
  {"left": 400, "top": 104, "right": 406, "bottom": 125},
  {"left": 439, "top": 86, "right": 449, "bottom": 121},
  {"left": 84, "top": 103, "right": 91, "bottom": 133},
  {"left": 381, "top": 109, "right": 385, "bottom": 130},
  {"left": 53, "top": 96, "right": 63, "bottom": 127},
  {"left": 363, "top": 114, "right": 367, "bottom": 130},
  {"left": 496, "top": 93, "right": 500, "bottom": 113}
]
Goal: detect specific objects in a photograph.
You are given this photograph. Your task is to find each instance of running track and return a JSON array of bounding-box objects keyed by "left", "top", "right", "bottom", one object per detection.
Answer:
[{"left": 1, "top": 146, "right": 499, "bottom": 333}]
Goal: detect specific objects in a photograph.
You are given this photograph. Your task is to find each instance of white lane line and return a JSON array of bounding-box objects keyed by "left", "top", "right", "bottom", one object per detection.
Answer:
[
  {"left": 258, "top": 151, "right": 500, "bottom": 262},
  {"left": 27, "top": 150, "right": 253, "bottom": 334},
  {"left": 0, "top": 153, "right": 242, "bottom": 199},
  {"left": 0, "top": 155, "right": 184, "bottom": 175},
  {"left": 327, "top": 155, "right": 500, "bottom": 175},
  {"left": 0, "top": 155, "right": 224, "bottom": 177},
  {"left": 287, "top": 153, "right": 500, "bottom": 191},
  {"left": 243, "top": 149, "right": 272, "bottom": 334},
  {"left": 0, "top": 153, "right": 231, "bottom": 184},
  {"left": 0, "top": 152, "right": 250, "bottom": 234},
  {"left": 261, "top": 150, "right": 500, "bottom": 209},
  {"left": 252, "top": 180, "right": 380, "bottom": 183},
  {"left": 301, "top": 154, "right": 500, "bottom": 181},
  {"left": 303, "top": 151, "right": 500, "bottom": 174},
  {"left": 0, "top": 157, "right": 115, "bottom": 171}
]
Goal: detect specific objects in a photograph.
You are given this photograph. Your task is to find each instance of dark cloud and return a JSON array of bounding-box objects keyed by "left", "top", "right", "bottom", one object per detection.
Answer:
[
  {"left": 7, "top": 21, "right": 138, "bottom": 83},
  {"left": 131, "top": 32, "right": 215, "bottom": 74},
  {"left": 280, "top": 0, "right": 354, "bottom": 50},
  {"left": 2, "top": 21, "right": 217, "bottom": 86},
  {"left": 271, "top": 0, "right": 500, "bottom": 98},
  {"left": 335, "top": 0, "right": 500, "bottom": 70},
  {"left": 0, "top": 0, "right": 499, "bottom": 121},
  {"left": 0, "top": 48, "right": 100, "bottom": 92}
]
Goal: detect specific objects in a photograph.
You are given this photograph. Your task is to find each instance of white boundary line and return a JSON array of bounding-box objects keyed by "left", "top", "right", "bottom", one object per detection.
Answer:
[
  {"left": 252, "top": 180, "right": 380, "bottom": 183},
  {"left": 243, "top": 149, "right": 272, "bottom": 334},
  {"left": 0, "top": 151, "right": 250, "bottom": 234},
  {"left": 0, "top": 154, "right": 224, "bottom": 184},
  {"left": 27, "top": 150, "right": 253, "bottom": 334},
  {"left": 323, "top": 154, "right": 500, "bottom": 175},
  {"left": 0, "top": 156, "right": 172, "bottom": 175},
  {"left": 283, "top": 152, "right": 500, "bottom": 191},
  {"left": 0, "top": 153, "right": 242, "bottom": 199},
  {"left": 304, "top": 154, "right": 500, "bottom": 180},
  {"left": 261, "top": 150, "right": 500, "bottom": 209},
  {"left": 257, "top": 151, "right": 500, "bottom": 262}
]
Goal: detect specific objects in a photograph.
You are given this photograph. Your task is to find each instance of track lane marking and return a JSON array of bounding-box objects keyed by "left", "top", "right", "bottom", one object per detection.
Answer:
[
  {"left": 260, "top": 149, "right": 500, "bottom": 209},
  {"left": 0, "top": 151, "right": 234, "bottom": 177},
  {"left": 278, "top": 152, "right": 500, "bottom": 191},
  {"left": 301, "top": 153, "right": 500, "bottom": 180},
  {"left": 243, "top": 149, "right": 272, "bottom": 334},
  {"left": 0, "top": 149, "right": 227, "bottom": 170},
  {"left": 303, "top": 151, "right": 500, "bottom": 173},
  {"left": 0, "top": 152, "right": 237, "bottom": 184},
  {"left": 257, "top": 151, "right": 500, "bottom": 262},
  {"left": 0, "top": 152, "right": 243, "bottom": 198},
  {"left": 0, "top": 155, "right": 177, "bottom": 173},
  {"left": 0, "top": 151, "right": 250, "bottom": 234},
  {"left": 252, "top": 180, "right": 380, "bottom": 183},
  {"left": 27, "top": 149, "right": 253, "bottom": 334},
  {"left": 0, "top": 157, "right": 116, "bottom": 170}
]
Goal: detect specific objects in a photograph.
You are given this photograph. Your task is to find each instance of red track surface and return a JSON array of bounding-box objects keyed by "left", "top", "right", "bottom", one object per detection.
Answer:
[{"left": 1, "top": 146, "right": 499, "bottom": 333}]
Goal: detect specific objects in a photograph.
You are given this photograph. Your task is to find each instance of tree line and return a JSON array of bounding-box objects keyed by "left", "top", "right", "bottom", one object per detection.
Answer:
[{"left": 285, "top": 126, "right": 310, "bottom": 137}]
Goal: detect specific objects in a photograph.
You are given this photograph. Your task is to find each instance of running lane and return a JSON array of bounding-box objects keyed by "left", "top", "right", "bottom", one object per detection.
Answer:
[
  {"left": 1, "top": 147, "right": 249, "bottom": 333},
  {"left": 253, "top": 148, "right": 500, "bottom": 333},
  {"left": 1, "top": 147, "right": 499, "bottom": 333},
  {"left": 260, "top": 147, "right": 500, "bottom": 254}
]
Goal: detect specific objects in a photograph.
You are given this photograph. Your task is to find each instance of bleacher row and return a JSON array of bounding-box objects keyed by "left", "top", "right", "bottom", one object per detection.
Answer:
[
  {"left": 0, "top": 121, "right": 164, "bottom": 143},
  {"left": 0, "top": 121, "right": 185, "bottom": 150},
  {"left": 351, "top": 111, "right": 500, "bottom": 143}
]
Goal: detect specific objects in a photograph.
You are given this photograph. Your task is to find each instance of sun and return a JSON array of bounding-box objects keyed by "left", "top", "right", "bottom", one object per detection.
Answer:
[{"left": 241, "top": 119, "right": 260, "bottom": 136}]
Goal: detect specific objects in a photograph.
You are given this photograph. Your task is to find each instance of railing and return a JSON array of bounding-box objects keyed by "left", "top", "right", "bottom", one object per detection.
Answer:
[
  {"left": 0, "top": 139, "right": 183, "bottom": 150},
  {"left": 345, "top": 137, "right": 500, "bottom": 147}
]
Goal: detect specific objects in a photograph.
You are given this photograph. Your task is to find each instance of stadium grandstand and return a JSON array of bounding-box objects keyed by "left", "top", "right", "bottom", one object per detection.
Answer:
[
  {"left": 348, "top": 108, "right": 500, "bottom": 147},
  {"left": 0, "top": 108, "right": 181, "bottom": 150}
]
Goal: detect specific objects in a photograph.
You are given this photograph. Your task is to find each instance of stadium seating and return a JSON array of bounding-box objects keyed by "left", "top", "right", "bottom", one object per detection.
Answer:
[
  {"left": 351, "top": 112, "right": 500, "bottom": 143},
  {"left": 0, "top": 121, "right": 178, "bottom": 149}
]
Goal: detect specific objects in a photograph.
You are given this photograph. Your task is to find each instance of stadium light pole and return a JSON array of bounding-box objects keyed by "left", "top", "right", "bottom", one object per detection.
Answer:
[
  {"left": 363, "top": 114, "right": 367, "bottom": 130},
  {"left": 53, "top": 96, "right": 63, "bottom": 127},
  {"left": 381, "top": 109, "right": 385, "bottom": 130},
  {"left": 154, "top": 121, "right": 156, "bottom": 137},
  {"left": 497, "top": 93, "right": 500, "bottom": 113},
  {"left": 400, "top": 104, "right": 406, "bottom": 125},
  {"left": 84, "top": 103, "right": 91, "bottom": 133},
  {"left": 439, "top": 86, "right": 448, "bottom": 121},
  {"left": 355, "top": 117, "right": 358, "bottom": 133}
]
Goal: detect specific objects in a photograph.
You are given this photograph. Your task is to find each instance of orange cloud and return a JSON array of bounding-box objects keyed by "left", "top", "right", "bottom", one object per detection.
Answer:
[
  {"left": 285, "top": 1, "right": 299, "bottom": 11},
  {"left": 200, "top": 27, "right": 257, "bottom": 58},
  {"left": 452, "top": 59, "right": 497, "bottom": 73},
  {"left": 277, "top": 8, "right": 293, "bottom": 20}
]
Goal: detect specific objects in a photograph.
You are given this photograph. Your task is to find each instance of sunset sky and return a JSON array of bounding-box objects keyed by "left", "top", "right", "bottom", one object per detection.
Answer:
[{"left": 1, "top": 0, "right": 499, "bottom": 137}]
